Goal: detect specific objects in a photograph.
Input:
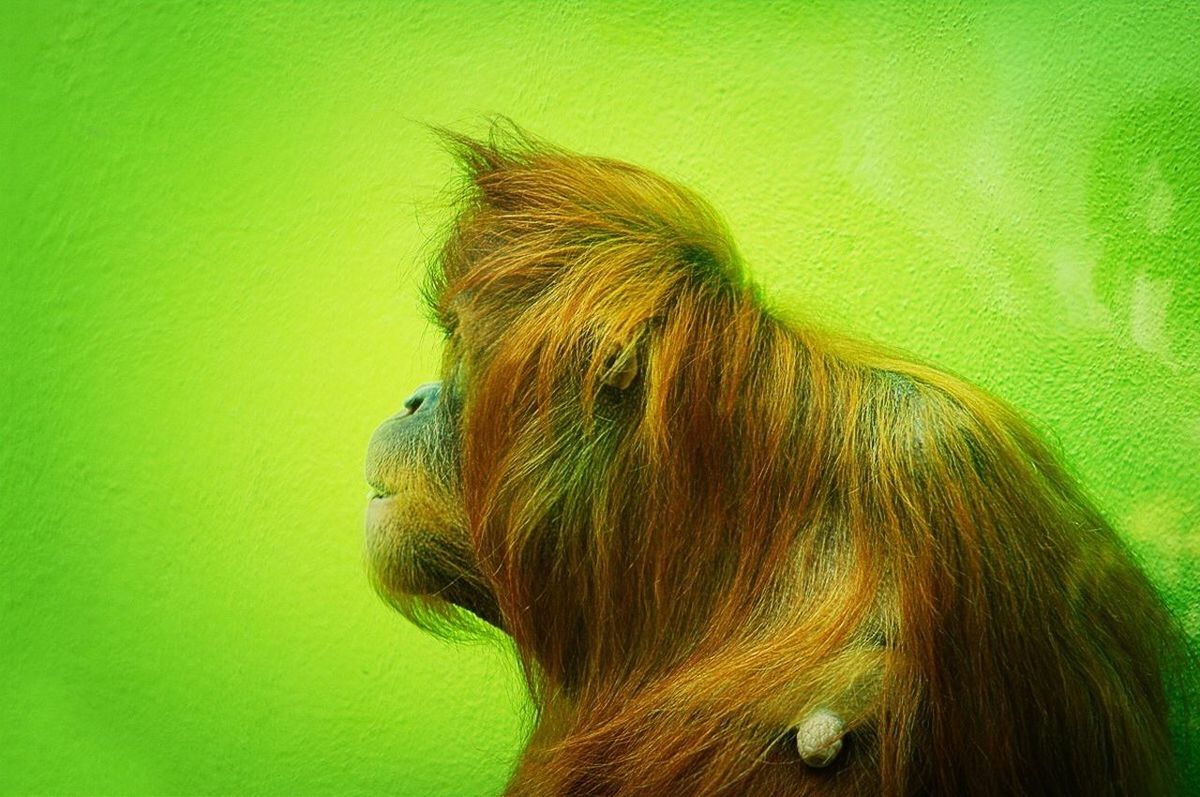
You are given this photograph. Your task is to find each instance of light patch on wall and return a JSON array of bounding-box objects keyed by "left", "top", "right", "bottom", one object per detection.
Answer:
[
  {"left": 967, "top": 137, "right": 1006, "bottom": 203},
  {"left": 1126, "top": 496, "right": 1187, "bottom": 541},
  {"left": 837, "top": 121, "right": 900, "bottom": 201},
  {"left": 1129, "top": 272, "right": 1176, "bottom": 362},
  {"left": 966, "top": 129, "right": 1029, "bottom": 229},
  {"left": 1125, "top": 495, "right": 1196, "bottom": 585},
  {"left": 1134, "top": 161, "right": 1176, "bottom": 236},
  {"left": 1052, "top": 247, "right": 1111, "bottom": 329}
]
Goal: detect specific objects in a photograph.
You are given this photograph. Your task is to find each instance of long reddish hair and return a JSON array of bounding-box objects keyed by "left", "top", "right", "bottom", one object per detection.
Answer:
[{"left": 418, "top": 120, "right": 1191, "bottom": 795}]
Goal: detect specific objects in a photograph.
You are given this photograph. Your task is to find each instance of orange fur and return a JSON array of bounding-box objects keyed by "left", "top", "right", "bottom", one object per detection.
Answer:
[{"left": 387, "top": 120, "right": 1190, "bottom": 795}]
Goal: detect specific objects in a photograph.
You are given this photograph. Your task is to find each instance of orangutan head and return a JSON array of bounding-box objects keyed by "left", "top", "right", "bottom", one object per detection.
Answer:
[{"left": 364, "top": 120, "right": 1188, "bottom": 796}]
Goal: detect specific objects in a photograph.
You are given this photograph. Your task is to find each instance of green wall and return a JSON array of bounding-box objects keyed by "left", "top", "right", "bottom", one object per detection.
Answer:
[{"left": 4, "top": 3, "right": 1197, "bottom": 794}]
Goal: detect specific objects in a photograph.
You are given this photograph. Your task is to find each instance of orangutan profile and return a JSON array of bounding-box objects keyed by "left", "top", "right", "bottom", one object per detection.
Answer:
[{"left": 364, "top": 120, "right": 1190, "bottom": 796}]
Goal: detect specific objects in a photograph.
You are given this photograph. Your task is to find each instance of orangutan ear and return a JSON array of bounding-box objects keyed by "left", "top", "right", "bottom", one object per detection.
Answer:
[{"left": 600, "top": 332, "right": 642, "bottom": 390}]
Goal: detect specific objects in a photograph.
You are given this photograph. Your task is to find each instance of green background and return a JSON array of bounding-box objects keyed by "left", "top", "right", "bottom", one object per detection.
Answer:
[{"left": 4, "top": 3, "right": 1197, "bottom": 795}]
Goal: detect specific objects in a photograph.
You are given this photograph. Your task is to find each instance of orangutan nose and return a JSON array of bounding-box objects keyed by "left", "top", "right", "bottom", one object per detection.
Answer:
[{"left": 402, "top": 382, "right": 441, "bottom": 416}]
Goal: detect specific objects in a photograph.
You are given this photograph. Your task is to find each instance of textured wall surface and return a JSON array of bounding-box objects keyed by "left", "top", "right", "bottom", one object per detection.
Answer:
[{"left": 4, "top": 3, "right": 1197, "bottom": 795}]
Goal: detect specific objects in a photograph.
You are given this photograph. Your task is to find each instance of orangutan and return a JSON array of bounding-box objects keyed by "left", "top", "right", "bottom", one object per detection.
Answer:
[{"left": 364, "top": 120, "right": 1188, "bottom": 796}]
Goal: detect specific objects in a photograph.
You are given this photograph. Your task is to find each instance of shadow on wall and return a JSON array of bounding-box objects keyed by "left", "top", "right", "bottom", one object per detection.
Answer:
[{"left": 1088, "top": 89, "right": 1200, "bottom": 368}]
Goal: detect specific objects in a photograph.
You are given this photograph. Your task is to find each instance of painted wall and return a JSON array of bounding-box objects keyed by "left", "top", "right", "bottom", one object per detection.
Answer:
[{"left": 4, "top": 3, "right": 1197, "bottom": 794}]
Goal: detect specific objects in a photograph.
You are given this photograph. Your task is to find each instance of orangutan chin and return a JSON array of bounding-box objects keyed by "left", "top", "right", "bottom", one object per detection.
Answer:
[{"left": 364, "top": 120, "right": 1189, "bottom": 796}]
